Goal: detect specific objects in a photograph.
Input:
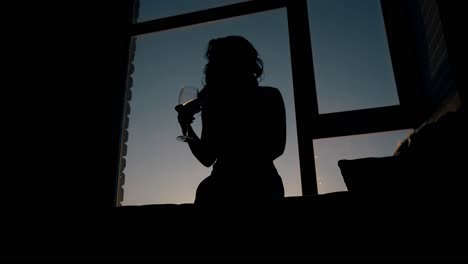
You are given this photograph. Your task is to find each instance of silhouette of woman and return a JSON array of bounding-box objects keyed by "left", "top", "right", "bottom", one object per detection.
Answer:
[{"left": 177, "top": 36, "right": 286, "bottom": 207}]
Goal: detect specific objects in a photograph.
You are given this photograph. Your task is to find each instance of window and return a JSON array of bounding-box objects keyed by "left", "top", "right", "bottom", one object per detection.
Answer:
[
  {"left": 308, "top": 0, "right": 399, "bottom": 114},
  {"left": 123, "top": 8, "right": 301, "bottom": 205},
  {"left": 305, "top": 0, "right": 408, "bottom": 194},
  {"left": 136, "top": 0, "right": 248, "bottom": 22},
  {"left": 116, "top": 0, "right": 417, "bottom": 206}
]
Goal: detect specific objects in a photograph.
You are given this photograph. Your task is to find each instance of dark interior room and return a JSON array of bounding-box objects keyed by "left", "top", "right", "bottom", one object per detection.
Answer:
[{"left": 4, "top": 0, "right": 466, "bottom": 261}]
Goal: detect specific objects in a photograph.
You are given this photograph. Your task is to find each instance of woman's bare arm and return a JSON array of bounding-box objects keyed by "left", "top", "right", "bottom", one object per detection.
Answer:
[{"left": 186, "top": 123, "right": 216, "bottom": 167}]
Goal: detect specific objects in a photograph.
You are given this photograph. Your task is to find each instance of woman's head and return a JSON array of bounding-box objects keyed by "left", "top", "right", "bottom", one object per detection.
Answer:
[{"left": 203, "top": 36, "right": 263, "bottom": 87}]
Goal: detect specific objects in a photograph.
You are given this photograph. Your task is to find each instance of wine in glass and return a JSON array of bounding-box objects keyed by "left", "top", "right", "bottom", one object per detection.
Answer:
[{"left": 176, "top": 86, "right": 200, "bottom": 142}]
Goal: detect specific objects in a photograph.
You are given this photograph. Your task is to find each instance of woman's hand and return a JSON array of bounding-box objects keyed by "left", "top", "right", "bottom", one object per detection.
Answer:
[{"left": 175, "top": 105, "right": 195, "bottom": 135}]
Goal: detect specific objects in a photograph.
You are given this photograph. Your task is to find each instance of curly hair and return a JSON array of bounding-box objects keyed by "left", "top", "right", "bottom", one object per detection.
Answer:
[{"left": 203, "top": 36, "right": 263, "bottom": 87}]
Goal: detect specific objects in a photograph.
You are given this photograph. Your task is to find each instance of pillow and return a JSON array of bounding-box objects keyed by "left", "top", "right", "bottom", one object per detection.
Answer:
[
  {"left": 338, "top": 111, "right": 466, "bottom": 196},
  {"left": 338, "top": 156, "right": 402, "bottom": 194}
]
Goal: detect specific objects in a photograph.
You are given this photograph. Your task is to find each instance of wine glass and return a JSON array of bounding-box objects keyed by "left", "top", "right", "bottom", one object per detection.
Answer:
[{"left": 176, "top": 86, "right": 200, "bottom": 142}]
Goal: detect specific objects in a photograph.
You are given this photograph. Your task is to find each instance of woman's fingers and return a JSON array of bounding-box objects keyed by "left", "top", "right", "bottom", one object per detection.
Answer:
[{"left": 178, "top": 113, "right": 195, "bottom": 125}]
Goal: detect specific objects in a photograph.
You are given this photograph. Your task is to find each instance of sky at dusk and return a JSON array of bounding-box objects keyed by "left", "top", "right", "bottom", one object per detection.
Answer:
[{"left": 122, "top": 0, "right": 410, "bottom": 205}]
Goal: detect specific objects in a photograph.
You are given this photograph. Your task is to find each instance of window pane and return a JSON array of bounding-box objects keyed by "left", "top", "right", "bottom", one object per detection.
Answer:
[
  {"left": 136, "top": 0, "right": 248, "bottom": 23},
  {"left": 308, "top": 0, "right": 399, "bottom": 114},
  {"left": 313, "top": 130, "right": 412, "bottom": 194},
  {"left": 124, "top": 9, "right": 300, "bottom": 205}
]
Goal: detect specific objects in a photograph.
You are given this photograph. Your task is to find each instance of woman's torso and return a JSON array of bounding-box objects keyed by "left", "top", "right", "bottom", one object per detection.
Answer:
[{"left": 202, "top": 85, "right": 280, "bottom": 176}]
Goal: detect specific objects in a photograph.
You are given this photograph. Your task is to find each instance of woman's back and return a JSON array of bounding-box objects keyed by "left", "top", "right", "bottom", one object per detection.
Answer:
[
  {"left": 195, "top": 85, "right": 286, "bottom": 206},
  {"left": 202, "top": 85, "right": 286, "bottom": 166}
]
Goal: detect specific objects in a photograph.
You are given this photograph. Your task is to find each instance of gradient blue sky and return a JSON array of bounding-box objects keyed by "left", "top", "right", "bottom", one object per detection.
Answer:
[{"left": 123, "top": 0, "right": 410, "bottom": 205}]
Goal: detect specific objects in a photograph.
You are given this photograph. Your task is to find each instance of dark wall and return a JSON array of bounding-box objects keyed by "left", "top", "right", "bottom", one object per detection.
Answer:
[
  {"left": 11, "top": 1, "right": 134, "bottom": 209},
  {"left": 3, "top": 2, "right": 134, "bottom": 259},
  {"left": 52, "top": 1, "right": 134, "bottom": 209},
  {"left": 81, "top": 1, "right": 134, "bottom": 208},
  {"left": 381, "top": 0, "right": 427, "bottom": 127},
  {"left": 437, "top": 1, "right": 466, "bottom": 111},
  {"left": 381, "top": 0, "right": 464, "bottom": 126}
]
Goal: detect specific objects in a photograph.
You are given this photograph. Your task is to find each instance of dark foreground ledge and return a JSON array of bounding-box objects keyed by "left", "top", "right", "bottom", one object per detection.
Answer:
[{"left": 3, "top": 192, "right": 467, "bottom": 261}]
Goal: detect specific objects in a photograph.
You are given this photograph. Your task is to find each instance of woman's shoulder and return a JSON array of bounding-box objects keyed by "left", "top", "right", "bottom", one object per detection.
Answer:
[
  {"left": 257, "top": 85, "right": 279, "bottom": 91},
  {"left": 257, "top": 86, "right": 281, "bottom": 96},
  {"left": 253, "top": 86, "right": 284, "bottom": 108},
  {"left": 257, "top": 86, "right": 283, "bottom": 103}
]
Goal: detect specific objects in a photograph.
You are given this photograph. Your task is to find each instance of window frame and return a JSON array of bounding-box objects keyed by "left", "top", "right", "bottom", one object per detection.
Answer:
[{"left": 114, "top": 0, "right": 421, "bottom": 206}]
